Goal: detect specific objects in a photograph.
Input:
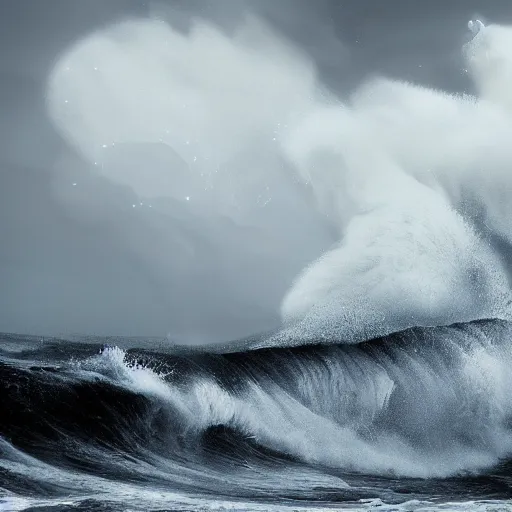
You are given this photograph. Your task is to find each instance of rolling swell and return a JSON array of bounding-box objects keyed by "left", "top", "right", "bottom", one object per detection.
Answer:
[{"left": 2, "top": 319, "right": 512, "bottom": 505}]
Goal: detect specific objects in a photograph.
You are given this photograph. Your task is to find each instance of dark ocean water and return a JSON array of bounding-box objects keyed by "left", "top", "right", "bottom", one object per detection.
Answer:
[{"left": 2, "top": 321, "right": 512, "bottom": 511}]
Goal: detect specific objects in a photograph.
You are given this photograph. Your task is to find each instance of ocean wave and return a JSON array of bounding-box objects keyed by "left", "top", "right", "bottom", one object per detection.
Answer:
[{"left": 3, "top": 319, "right": 512, "bottom": 500}]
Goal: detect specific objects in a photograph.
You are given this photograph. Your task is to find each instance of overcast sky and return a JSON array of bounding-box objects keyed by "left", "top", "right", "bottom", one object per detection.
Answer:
[{"left": 1, "top": 0, "right": 511, "bottom": 341}]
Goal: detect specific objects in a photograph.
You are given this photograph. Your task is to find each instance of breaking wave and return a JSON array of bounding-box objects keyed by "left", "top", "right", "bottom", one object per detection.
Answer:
[{"left": 2, "top": 319, "right": 512, "bottom": 502}]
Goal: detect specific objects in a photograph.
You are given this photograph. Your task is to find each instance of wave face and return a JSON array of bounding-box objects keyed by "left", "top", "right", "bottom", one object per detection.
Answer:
[{"left": 2, "top": 321, "right": 512, "bottom": 510}]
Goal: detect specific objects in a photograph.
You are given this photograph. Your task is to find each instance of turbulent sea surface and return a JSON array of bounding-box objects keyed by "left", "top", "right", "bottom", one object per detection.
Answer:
[{"left": 2, "top": 322, "right": 512, "bottom": 511}]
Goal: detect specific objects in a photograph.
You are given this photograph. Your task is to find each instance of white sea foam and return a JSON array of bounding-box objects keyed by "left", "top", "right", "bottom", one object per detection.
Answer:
[{"left": 3, "top": 495, "right": 512, "bottom": 512}]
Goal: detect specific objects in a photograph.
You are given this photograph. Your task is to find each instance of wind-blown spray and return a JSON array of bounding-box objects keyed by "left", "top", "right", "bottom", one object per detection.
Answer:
[{"left": 47, "top": 17, "right": 512, "bottom": 345}]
